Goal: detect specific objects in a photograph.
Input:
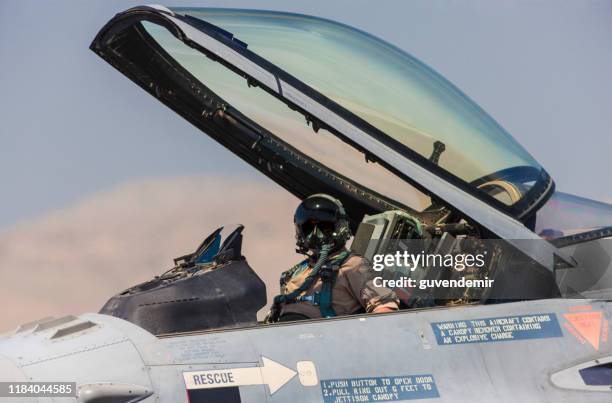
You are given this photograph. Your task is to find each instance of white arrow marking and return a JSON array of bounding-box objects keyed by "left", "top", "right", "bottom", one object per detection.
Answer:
[{"left": 183, "top": 356, "right": 297, "bottom": 395}]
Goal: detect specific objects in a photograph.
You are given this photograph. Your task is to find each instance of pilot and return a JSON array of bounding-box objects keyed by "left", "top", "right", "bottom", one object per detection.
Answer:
[{"left": 266, "top": 194, "right": 399, "bottom": 322}]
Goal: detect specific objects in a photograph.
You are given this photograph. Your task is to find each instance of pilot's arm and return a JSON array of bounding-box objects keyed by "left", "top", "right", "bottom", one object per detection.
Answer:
[{"left": 344, "top": 256, "right": 400, "bottom": 314}]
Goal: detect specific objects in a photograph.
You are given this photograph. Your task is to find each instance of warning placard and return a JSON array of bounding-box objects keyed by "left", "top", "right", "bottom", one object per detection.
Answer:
[
  {"left": 431, "top": 313, "right": 562, "bottom": 345},
  {"left": 563, "top": 306, "right": 609, "bottom": 350}
]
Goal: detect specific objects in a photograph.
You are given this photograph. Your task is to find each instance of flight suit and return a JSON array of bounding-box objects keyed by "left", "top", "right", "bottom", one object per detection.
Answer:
[{"left": 279, "top": 251, "right": 400, "bottom": 320}]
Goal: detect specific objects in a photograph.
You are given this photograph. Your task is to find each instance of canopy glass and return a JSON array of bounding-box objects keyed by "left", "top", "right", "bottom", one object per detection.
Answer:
[{"left": 167, "top": 8, "right": 544, "bottom": 208}]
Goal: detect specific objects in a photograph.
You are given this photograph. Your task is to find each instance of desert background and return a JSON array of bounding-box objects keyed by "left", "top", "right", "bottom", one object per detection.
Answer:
[{"left": 0, "top": 177, "right": 300, "bottom": 330}]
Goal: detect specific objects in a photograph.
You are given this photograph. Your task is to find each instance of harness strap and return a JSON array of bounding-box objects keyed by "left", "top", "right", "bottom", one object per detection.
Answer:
[
  {"left": 266, "top": 247, "right": 351, "bottom": 322},
  {"left": 317, "top": 250, "right": 350, "bottom": 318},
  {"left": 266, "top": 244, "right": 332, "bottom": 323}
]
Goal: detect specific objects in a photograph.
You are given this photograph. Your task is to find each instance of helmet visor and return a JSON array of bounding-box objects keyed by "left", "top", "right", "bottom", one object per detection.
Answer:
[
  {"left": 299, "top": 219, "right": 336, "bottom": 237},
  {"left": 295, "top": 197, "right": 343, "bottom": 237}
]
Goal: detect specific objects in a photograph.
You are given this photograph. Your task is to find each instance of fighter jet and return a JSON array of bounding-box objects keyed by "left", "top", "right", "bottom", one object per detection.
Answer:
[{"left": 1, "top": 5, "right": 611, "bottom": 403}]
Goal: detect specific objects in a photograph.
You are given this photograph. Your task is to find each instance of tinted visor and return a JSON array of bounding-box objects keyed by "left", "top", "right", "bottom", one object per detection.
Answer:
[
  {"left": 294, "top": 197, "right": 342, "bottom": 235},
  {"left": 300, "top": 219, "right": 336, "bottom": 237}
]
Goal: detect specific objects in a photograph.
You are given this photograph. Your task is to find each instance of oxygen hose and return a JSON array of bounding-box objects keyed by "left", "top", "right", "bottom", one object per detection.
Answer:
[
  {"left": 266, "top": 243, "right": 333, "bottom": 322},
  {"left": 303, "top": 243, "right": 332, "bottom": 283}
]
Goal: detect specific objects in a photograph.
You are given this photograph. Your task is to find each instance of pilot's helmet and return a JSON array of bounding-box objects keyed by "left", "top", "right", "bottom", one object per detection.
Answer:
[{"left": 294, "top": 194, "right": 351, "bottom": 254}]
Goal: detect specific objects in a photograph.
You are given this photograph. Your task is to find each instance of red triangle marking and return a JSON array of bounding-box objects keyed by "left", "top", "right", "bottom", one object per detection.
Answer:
[{"left": 564, "top": 311, "right": 603, "bottom": 350}]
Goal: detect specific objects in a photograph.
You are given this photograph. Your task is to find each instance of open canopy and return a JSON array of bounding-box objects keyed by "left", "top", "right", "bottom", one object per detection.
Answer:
[
  {"left": 91, "top": 5, "right": 571, "bottom": 269},
  {"left": 169, "top": 8, "right": 548, "bottom": 211}
]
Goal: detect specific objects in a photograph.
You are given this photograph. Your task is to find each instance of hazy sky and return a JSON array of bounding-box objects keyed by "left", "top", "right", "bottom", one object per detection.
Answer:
[{"left": 1, "top": 0, "right": 611, "bottom": 229}]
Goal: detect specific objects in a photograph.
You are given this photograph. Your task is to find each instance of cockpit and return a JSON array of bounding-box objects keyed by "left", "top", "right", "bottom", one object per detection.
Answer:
[{"left": 91, "top": 6, "right": 612, "bottom": 336}]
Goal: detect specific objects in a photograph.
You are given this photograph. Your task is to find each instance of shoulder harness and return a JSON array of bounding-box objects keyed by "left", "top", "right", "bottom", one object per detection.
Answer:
[{"left": 268, "top": 247, "right": 351, "bottom": 321}]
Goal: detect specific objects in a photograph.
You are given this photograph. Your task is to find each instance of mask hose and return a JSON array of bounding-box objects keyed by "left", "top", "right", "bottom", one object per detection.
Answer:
[{"left": 266, "top": 243, "right": 333, "bottom": 323}]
